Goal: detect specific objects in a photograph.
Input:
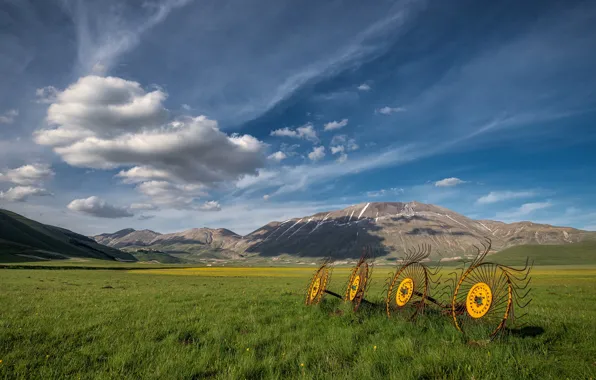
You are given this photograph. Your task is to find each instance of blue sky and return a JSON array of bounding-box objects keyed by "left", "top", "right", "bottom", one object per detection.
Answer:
[{"left": 0, "top": 0, "right": 595, "bottom": 235}]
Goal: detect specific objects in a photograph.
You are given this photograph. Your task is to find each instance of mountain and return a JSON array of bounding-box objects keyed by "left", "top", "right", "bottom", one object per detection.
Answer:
[
  {"left": 94, "top": 229, "right": 161, "bottom": 248},
  {"left": 94, "top": 227, "right": 249, "bottom": 259},
  {"left": 93, "top": 202, "right": 596, "bottom": 259},
  {"left": 0, "top": 209, "right": 136, "bottom": 262}
]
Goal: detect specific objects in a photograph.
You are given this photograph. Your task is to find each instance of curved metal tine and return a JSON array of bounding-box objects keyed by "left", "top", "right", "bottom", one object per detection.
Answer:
[
  {"left": 500, "top": 257, "right": 533, "bottom": 274},
  {"left": 505, "top": 268, "right": 532, "bottom": 282},
  {"left": 515, "top": 297, "right": 533, "bottom": 309},
  {"left": 511, "top": 277, "right": 532, "bottom": 291},
  {"left": 512, "top": 286, "right": 532, "bottom": 302}
]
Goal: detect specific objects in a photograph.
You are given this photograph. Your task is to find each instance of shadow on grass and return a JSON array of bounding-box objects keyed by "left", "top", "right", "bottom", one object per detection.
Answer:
[{"left": 507, "top": 326, "right": 545, "bottom": 338}]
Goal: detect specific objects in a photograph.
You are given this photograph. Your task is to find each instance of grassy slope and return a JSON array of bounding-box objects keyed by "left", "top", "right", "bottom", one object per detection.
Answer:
[
  {"left": 489, "top": 241, "right": 596, "bottom": 266},
  {"left": 130, "top": 251, "right": 184, "bottom": 264},
  {"left": 0, "top": 209, "right": 135, "bottom": 262},
  {"left": 0, "top": 267, "right": 595, "bottom": 379}
]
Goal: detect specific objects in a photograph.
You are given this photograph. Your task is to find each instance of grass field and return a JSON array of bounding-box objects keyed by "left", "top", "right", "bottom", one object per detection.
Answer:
[{"left": 1, "top": 266, "right": 596, "bottom": 379}]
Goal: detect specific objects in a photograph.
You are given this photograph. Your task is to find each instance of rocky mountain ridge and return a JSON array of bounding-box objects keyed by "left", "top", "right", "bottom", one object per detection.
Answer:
[{"left": 92, "top": 202, "right": 596, "bottom": 259}]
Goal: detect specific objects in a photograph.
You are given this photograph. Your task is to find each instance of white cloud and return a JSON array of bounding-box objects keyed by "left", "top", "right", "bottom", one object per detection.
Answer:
[
  {"left": 36, "top": 86, "right": 59, "bottom": 104},
  {"left": 434, "top": 177, "right": 466, "bottom": 187},
  {"left": 0, "top": 109, "right": 18, "bottom": 124},
  {"left": 0, "top": 186, "right": 51, "bottom": 202},
  {"left": 234, "top": 142, "right": 427, "bottom": 198},
  {"left": 308, "top": 146, "right": 326, "bottom": 161},
  {"left": 267, "top": 151, "right": 287, "bottom": 162},
  {"left": 116, "top": 166, "right": 175, "bottom": 184},
  {"left": 69, "top": 0, "right": 193, "bottom": 74},
  {"left": 376, "top": 106, "right": 406, "bottom": 115},
  {"left": 496, "top": 201, "right": 553, "bottom": 219},
  {"left": 476, "top": 190, "right": 537, "bottom": 204},
  {"left": 330, "top": 145, "right": 345, "bottom": 154},
  {"left": 366, "top": 187, "right": 404, "bottom": 197},
  {"left": 347, "top": 139, "right": 359, "bottom": 151},
  {"left": 181, "top": 104, "right": 191, "bottom": 111},
  {"left": 357, "top": 83, "right": 371, "bottom": 91},
  {"left": 263, "top": 194, "right": 270, "bottom": 201},
  {"left": 270, "top": 123, "right": 318, "bottom": 142},
  {"left": 323, "top": 118, "right": 348, "bottom": 131},
  {"left": 336, "top": 153, "right": 348, "bottom": 163},
  {"left": 0, "top": 164, "right": 54, "bottom": 186},
  {"left": 34, "top": 75, "right": 266, "bottom": 186},
  {"left": 130, "top": 203, "right": 159, "bottom": 211},
  {"left": 67, "top": 196, "right": 134, "bottom": 218},
  {"left": 42, "top": 75, "right": 168, "bottom": 139},
  {"left": 199, "top": 200, "right": 221, "bottom": 211},
  {"left": 136, "top": 181, "right": 208, "bottom": 209},
  {"left": 330, "top": 135, "right": 359, "bottom": 151}
]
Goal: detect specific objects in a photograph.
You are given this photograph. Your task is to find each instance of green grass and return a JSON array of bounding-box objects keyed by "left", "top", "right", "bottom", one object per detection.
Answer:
[
  {"left": 489, "top": 241, "right": 596, "bottom": 266},
  {"left": 1, "top": 266, "right": 596, "bottom": 379}
]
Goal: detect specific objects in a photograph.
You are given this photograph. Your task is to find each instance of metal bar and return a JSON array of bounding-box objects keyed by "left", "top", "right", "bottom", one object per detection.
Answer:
[{"left": 324, "top": 289, "right": 344, "bottom": 299}]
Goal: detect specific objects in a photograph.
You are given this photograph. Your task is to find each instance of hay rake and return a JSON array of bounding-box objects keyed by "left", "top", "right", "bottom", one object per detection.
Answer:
[
  {"left": 305, "top": 246, "right": 375, "bottom": 311},
  {"left": 385, "top": 244, "right": 442, "bottom": 320},
  {"left": 446, "top": 238, "right": 533, "bottom": 340},
  {"left": 303, "top": 237, "right": 533, "bottom": 341}
]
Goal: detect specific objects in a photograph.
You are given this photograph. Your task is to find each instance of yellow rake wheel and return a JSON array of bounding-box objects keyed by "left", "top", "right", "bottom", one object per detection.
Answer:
[
  {"left": 386, "top": 262, "right": 429, "bottom": 320},
  {"left": 451, "top": 263, "right": 513, "bottom": 340},
  {"left": 305, "top": 263, "right": 331, "bottom": 306},
  {"left": 344, "top": 261, "right": 370, "bottom": 312}
]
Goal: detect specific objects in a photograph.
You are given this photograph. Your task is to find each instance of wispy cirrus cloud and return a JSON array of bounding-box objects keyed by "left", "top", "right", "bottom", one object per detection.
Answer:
[
  {"left": 495, "top": 201, "right": 552, "bottom": 220},
  {"left": 476, "top": 190, "right": 537, "bottom": 204}
]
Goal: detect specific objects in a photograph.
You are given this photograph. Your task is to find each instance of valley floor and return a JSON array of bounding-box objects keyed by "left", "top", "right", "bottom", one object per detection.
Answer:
[{"left": 0, "top": 266, "right": 595, "bottom": 379}]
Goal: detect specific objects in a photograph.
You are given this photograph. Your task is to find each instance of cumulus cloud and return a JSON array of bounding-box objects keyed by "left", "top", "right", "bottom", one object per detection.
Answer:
[
  {"left": 308, "top": 146, "right": 326, "bottom": 161},
  {"left": 41, "top": 75, "right": 168, "bottom": 139},
  {"left": 35, "top": 86, "right": 59, "bottom": 104},
  {"left": 434, "top": 177, "right": 466, "bottom": 187},
  {"left": 267, "top": 151, "right": 287, "bottom": 162},
  {"left": 376, "top": 106, "right": 406, "bottom": 115},
  {"left": 0, "top": 109, "right": 18, "bottom": 124},
  {"left": 0, "top": 186, "right": 51, "bottom": 202},
  {"left": 336, "top": 153, "right": 348, "bottom": 163},
  {"left": 323, "top": 119, "right": 348, "bottom": 131},
  {"left": 34, "top": 75, "right": 266, "bottom": 186},
  {"left": 476, "top": 190, "right": 537, "bottom": 204},
  {"left": 270, "top": 123, "right": 318, "bottom": 142},
  {"left": 199, "top": 200, "right": 221, "bottom": 211},
  {"left": 330, "top": 145, "right": 345, "bottom": 154},
  {"left": 357, "top": 83, "right": 371, "bottom": 91},
  {"left": 67, "top": 196, "right": 134, "bottom": 218},
  {"left": 0, "top": 164, "right": 54, "bottom": 185},
  {"left": 330, "top": 135, "right": 359, "bottom": 153}
]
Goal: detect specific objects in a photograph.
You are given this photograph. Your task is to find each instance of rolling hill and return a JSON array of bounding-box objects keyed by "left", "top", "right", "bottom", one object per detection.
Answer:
[{"left": 0, "top": 209, "right": 136, "bottom": 262}]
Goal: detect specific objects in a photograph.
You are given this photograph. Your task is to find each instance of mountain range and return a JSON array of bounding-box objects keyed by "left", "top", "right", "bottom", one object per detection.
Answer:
[{"left": 91, "top": 202, "right": 596, "bottom": 260}]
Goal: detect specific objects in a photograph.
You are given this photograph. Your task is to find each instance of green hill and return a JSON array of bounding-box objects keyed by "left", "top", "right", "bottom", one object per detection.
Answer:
[
  {"left": 488, "top": 240, "right": 596, "bottom": 266},
  {"left": 0, "top": 209, "right": 136, "bottom": 263}
]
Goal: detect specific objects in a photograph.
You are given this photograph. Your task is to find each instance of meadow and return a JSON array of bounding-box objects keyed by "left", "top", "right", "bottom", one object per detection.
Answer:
[{"left": 1, "top": 265, "right": 595, "bottom": 379}]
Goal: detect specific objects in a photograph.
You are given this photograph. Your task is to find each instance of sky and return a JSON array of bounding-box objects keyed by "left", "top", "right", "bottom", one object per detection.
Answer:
[{"left": 1, "top": 0, "right": 595, "bottom": 235}]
